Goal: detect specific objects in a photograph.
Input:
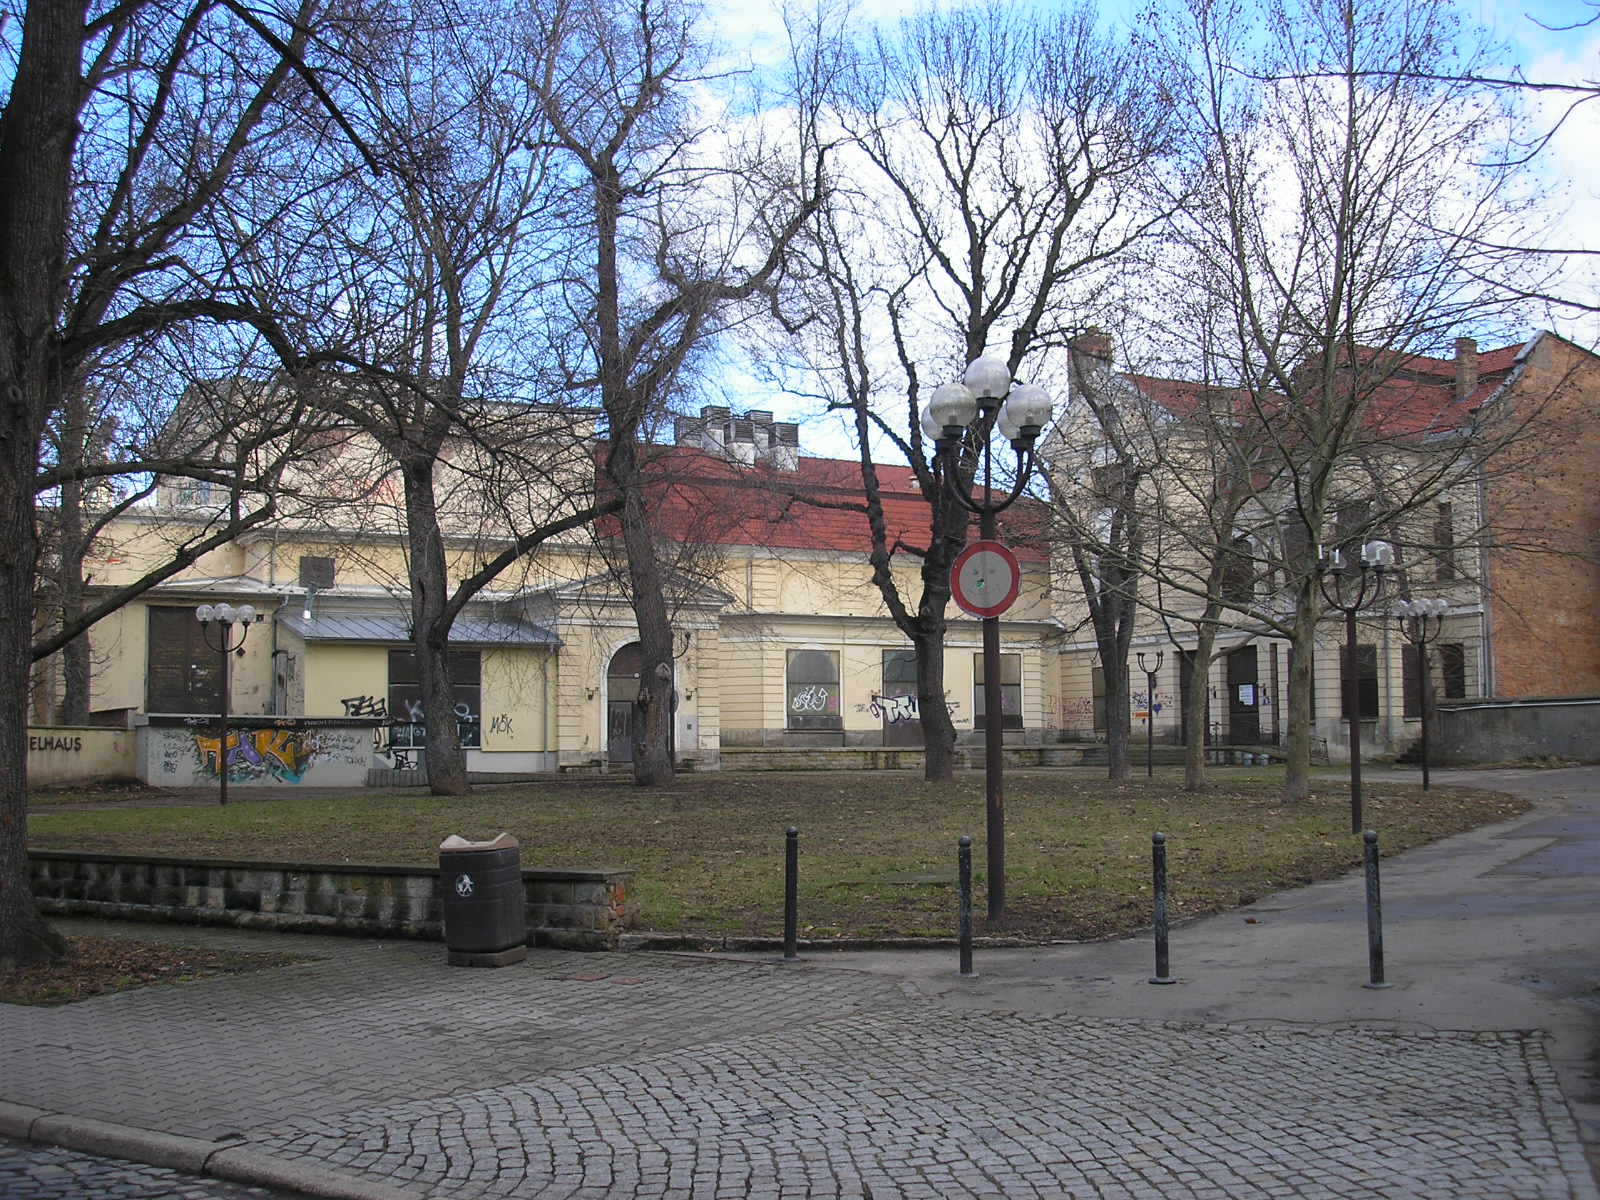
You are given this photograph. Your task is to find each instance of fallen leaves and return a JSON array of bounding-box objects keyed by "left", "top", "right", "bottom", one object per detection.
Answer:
[{"left": 1, "top": 936, "right": 314, "bottom": 1006}]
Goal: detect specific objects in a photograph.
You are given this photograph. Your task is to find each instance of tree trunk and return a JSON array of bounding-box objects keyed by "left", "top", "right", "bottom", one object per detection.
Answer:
[
  {"left": 1183, "top": 627, "right": 1219, "bottom": 792},
  {"left": 401, "top": 459, "right": 467, "bottom": 796},
  {"left": 0, "top": 0, "right": 83, "bottom": 967},
  {"left": 0, "top": 377, "right": 68, "bottom": 968},
  {"left": 1102, "top": 656, "right": 1131, "bottom": 781},
  {"left": 610, "top": 441, "right": 676, "bottom": 787},
  {"left": 1281, "top": 587, "right": 1320, "bottom": 802},
  {"left": 915, "top": 627, "right": 959, "bottom": 780}
]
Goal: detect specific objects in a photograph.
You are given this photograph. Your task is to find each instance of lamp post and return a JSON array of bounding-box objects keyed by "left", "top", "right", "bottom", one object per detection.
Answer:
[
  {"left": 1136, "top": 650, "right": 1164, "bottom": 778},
  {"left": 925, "top": 355, "right": 1052, "bottom": 923},
  {"left": 196, "top": 602, "right": 260, "bottom": 806},
  {"left": 1396, "top": 597, "right": 1448, "bottom": 791},
  {"left": 1316, "top": 540, "right": 1393, "bottom": 834}
]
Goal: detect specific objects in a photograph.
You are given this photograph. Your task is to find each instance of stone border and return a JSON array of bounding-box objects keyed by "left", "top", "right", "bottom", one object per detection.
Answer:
[{"left": 27, "top": 851, "right": 636, "bottom": 951}]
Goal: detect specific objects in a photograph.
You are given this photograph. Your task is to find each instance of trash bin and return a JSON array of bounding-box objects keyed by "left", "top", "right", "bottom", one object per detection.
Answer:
[{"left": 438, "top": 832, "right": 528, "bottom": 967}]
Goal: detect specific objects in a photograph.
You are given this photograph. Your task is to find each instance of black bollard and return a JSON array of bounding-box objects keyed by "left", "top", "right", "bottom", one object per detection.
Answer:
[
  {"left": 783, "top": 826, "right": 799, "bottom": 962},
  {"left": 1150, "top": 832, "right": 1175, "bottom": 984},
  {"left": 1362, "top": 829, "right": 1391, "bottom": 989},
  {"left": 958, "top": 836, "right": 974, "bottom": 977}
]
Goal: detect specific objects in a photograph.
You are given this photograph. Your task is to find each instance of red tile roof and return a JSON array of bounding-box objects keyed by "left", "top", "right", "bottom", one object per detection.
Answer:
[
  {"left": 1126, "top": 342, "right": 1523, "bottom": 438},
  {"left": 596, "top": 445, "right": 1046, "bottom": 559}
]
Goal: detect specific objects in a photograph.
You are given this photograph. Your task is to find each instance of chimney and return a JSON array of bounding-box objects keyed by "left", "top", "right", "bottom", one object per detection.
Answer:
[
  {"left": 1070, "top": 326, "right": 1114, "bottom": 365},
  {"left": 1454, "top": 337, "right": 1479, "bottom": 400}
]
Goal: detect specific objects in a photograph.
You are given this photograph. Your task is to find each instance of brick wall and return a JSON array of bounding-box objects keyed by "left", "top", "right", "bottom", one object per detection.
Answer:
[{"left": 1485, "top": 336, "right": 1600, "bottom": 697}]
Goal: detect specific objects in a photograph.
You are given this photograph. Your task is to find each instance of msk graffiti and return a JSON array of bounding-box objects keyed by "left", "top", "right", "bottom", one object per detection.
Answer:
[{"left": 194, "top": 728, "right": 321, "bottom": 783}]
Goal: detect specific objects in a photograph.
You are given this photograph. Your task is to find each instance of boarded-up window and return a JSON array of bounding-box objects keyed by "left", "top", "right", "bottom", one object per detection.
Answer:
[
  {"left": 1402, "top": 645, "right": 1423, "bottom": 718},
  {"left": 975, "top": 653, "right": 1023, "bottom": 730},
  {"left": 387, "top": 649, "right": 481, "bottom": 748},
  {"left": 1439, "top": 643, "right": 1466, "bottom": 699},
  {"left": 786, "top": 649, "right": 841, "bottom": 730},
  {"left": 1222, "top": 535, "right": 1254, "bottom": 605},
  {"left": 1340, "top": 643, "right": 1379, "bottom": 721},
  {"left": 1435, "top": 503, "right": 1457, "bottom": 582},
  {"left": 147, "top": 606, "right": 223, "bottom": 713},
  {"left": 299, "top": 556, "right": 336, "bottom": 589},
  {"left": 1091, "top": 664, "right": 1107, "bottom": 734}
]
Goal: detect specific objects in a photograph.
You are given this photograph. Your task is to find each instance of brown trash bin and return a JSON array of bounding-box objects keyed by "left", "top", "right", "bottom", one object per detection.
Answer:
[{"left": 438, "top": 832, "right": 528, "bottom": 966}]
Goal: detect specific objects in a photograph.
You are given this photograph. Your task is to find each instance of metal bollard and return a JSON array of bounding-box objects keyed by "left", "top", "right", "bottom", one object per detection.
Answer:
[
  {"left": 1363, "top": 829, "right": 1391, "bottom": 989},
  {"left": 958, "top": 836, "right": 974, "bottom": 977},
  {"left": 1150, "top": 832, "right": 1175, "bottom": 984},
  {"left": 783, "top": 826, "right": 799, "bottom": 962}
]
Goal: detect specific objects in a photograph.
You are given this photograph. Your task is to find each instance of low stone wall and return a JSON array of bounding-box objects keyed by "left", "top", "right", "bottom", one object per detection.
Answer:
[
  {"left": 28, "top": 851, "right": 637, "bottom": 951},
  {"left": 718, "top": 745, "right": 1088, "bottom": 771},
  {"left": 1432, "top": 696, "right": 1600, "bottom": 765}
]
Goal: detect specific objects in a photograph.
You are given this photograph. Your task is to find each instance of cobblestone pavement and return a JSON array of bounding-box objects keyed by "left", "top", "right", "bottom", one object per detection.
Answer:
[
  {"left": 0, "top": 1135, "right": 302, "bottom": 1199},
  {"left": 5, "top": 897, "right": 1597, "bottom": 1199},
  {"left": 0, "top": 925, "right": 906, "bottom": 1140},
  {"left": 251, "top": 1009, "right": 1588, "bottom": 1199}
]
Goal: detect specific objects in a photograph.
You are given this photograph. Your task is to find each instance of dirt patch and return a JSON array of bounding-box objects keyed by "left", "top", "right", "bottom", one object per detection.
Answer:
[{"left": 0, "top": 935, "right": 317, "bottom": 1006}]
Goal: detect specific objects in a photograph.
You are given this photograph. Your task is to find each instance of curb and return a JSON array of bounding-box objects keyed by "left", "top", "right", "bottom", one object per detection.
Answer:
[
  {"left": 0, "top": 1100, "right": 423, "bottom": 1199},
  {"left": 619, "top": 932, "right": 1090, "bottom": 952}
]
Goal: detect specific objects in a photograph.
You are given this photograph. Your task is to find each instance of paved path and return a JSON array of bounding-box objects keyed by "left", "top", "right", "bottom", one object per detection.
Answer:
[{"left": 3, "top": 766, "right": 1597, "bottom": 1198}]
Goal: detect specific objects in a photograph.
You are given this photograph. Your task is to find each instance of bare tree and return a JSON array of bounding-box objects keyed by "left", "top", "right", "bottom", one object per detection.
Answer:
[
  {"left": 776, "top": 1, "right": 1177, "bottom": 781},
  {"left": 0, "top": 0, "right": 389, "bottom": 966},
  {"left": 1137, "top": 0, "right": 1551, "bottom": 802},
  {"left": 209, "top": 0, "right": 628, "bottom": 795},
  {"left": 526, "top": 0, "right": 824, "bottom": 785}
]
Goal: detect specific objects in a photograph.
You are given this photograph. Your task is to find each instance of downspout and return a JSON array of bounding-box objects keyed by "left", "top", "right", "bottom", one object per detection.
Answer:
[
  {"left": 271, "top": 595, "right": 290, "bottom": 715},
  {"left": 1476, "top": 459, "right": 1495, "bottom": 697},
  {"left": 542, "top": 647, "right": 555, "bottom": 770}
]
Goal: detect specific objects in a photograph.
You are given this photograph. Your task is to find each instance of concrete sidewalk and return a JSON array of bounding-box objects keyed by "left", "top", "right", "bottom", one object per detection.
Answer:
[{"left": 3, "top": 766, "right": 1597, "bottom": 1198}]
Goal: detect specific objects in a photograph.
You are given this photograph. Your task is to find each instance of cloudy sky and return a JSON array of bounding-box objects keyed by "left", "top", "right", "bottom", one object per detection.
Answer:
[{"left": 693, "top": 0, "right": 1598, "bottom": 458}]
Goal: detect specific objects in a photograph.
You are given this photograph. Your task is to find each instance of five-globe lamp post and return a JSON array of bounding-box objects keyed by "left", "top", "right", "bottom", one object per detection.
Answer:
[
  {"left": 1396, "top": 597, "right": 1449, "bottom": 791},
  {"left": 1316, "top": 540, "right": 1394, "bottom": 834},
  {"left": 195, "top": 602, "right": 261, "bottom": 806},
  {"left": 923, "top": 355, "right": 1052, "bottom": 923}
]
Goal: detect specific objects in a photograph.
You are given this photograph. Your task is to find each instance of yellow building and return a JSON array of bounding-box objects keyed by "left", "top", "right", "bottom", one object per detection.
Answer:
[{"left": 47, "top": 409, "right": 1062, "bottom": 783}]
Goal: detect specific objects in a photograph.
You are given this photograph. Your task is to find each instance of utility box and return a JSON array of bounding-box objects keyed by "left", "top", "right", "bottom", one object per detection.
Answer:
[{"left": 438, "top": 832, "right": 528, "bottom": 967}]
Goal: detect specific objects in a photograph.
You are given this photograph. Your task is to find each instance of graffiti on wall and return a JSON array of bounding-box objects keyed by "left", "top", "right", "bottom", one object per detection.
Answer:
[
  {"left": 341, "top": 695, "right": 387, "bottom": 718},
  {"left": 1132, "top": 688, "right": 1172, "bottom": 719},
  {"left": 191, "top": 728, "right": 316, "bottom": 783},
  {"left": 854, "top": 693, "right": 965, "bottom": 724}
]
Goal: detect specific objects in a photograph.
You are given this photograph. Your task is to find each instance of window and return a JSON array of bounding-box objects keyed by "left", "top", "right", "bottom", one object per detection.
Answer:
[
  {"left": 881, "top": 650, "right": 918, "bottom": 708},
  {"left": 786, "top": 649, "right": 841, "bottom": 730},
  {"left": 1091, "top": 461, "right": 1127, "bottom": 501},
  {"left": 1435, "top": 503, "right": 1457, "bottom": 582},
  {"left": 975, "top": 653, "right": 1023, "bottom": 730},
  {"left": 299, "top": 556, "right": 336, "bottom": 589},
  {"left": 1334, "top": 499, "right": 1371, "bottom": 557},
  {"left": 1439, "top": 643, "right": 1466, "bottom": 699},
  {"left": 1091, "top": 664, "right": 1107, "bottom": 734},
  {"left": 1339, "top": 643, "right": 1379, "bottom": 722},
  {"left": 1222, "top": 535, "right": 1254, "bottom": 605},
  {"left": 147, "top": 606, "right": 223, "bottom": 713},
  {"left": 387, "top": 649, "right": 481, "bottom": 748}
]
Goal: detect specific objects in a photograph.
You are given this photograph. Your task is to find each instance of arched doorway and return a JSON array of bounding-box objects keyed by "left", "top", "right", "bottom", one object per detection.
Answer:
[{"left": 606, "top": 642, "right": 642, "bottom": 764}]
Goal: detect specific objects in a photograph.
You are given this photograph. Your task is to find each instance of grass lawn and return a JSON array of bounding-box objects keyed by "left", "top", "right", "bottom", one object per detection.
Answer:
[{"left": 27, "top": 768, "right": 1527, "bottom": 942}]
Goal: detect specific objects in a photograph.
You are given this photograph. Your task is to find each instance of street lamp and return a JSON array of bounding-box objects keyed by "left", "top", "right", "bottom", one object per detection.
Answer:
[
  {"left": 1395, "top": 597, "right": 1449, "bottom": 791},
  {"left": 925, "top": 355, "right": 1052, "bottom": 923},
  {"left": 196, "top": 602, "right": 261, "bottom": 806},
  {"left": 1136, "top": 650, "right": 1164, "bottom": 778},
  {"left": 1316, "top": 540, "right": 1393, "bottom": 834}
]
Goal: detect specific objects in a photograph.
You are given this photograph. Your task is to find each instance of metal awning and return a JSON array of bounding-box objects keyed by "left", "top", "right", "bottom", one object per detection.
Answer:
[{"left": 277, "top": 613, "right": 560, "bottom": 647}]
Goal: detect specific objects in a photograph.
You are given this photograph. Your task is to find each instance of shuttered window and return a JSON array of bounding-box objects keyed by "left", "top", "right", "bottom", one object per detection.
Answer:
[{"left": 147, "top": 606, "right": 223, "bottom": 714}]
